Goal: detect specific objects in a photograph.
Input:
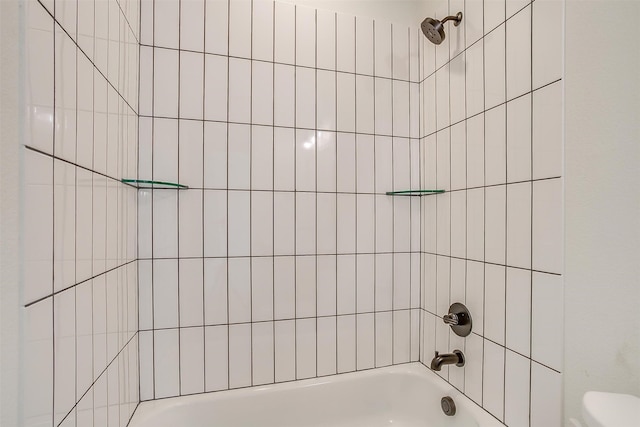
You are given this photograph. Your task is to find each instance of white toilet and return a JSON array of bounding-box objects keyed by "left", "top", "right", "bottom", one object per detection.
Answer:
[{"left": 581, "top": 391, "right": 640, "bottom": 427}]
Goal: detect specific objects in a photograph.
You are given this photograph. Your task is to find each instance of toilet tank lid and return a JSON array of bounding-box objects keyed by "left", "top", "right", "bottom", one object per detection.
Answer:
[{"left": 582, "top": 391, "right": 640, "bottom": 427}]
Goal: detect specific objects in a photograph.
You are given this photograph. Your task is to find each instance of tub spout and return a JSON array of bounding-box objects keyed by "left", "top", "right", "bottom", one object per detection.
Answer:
[{"left": 430, "top": 350, "right": 465, "bottom": 371}]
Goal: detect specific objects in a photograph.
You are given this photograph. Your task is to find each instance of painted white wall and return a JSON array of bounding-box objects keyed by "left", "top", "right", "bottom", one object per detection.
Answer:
[
  {"left": 0, "top": 0, "right": 22, "bottom": 425},
  {"left": 280, "top": 0, "right": 430, "bottom": 27},
  {"left": 564, "top": 0, "right": 640, "bottom": 423}
]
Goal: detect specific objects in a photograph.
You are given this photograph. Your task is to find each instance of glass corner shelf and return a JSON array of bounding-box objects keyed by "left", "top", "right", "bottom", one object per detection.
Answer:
[
  {"left": 385, "top": 189, "right": 445, "bottom": 196},
  {"left": 121, "top": 179, "right": 189, "bottom": 189}
]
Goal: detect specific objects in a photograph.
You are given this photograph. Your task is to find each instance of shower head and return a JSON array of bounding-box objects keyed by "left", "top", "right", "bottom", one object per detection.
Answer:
[{"left": 421, "top": 12, "right": 463, "bottom": 45}]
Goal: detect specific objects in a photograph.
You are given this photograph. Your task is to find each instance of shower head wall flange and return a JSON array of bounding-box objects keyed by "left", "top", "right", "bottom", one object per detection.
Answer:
[{"left": 421, "top": 12, "right": 463, "bottom": 45}]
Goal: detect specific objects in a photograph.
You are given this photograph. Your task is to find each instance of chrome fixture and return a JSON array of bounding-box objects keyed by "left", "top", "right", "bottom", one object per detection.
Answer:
[
  {"left": 421, "top": 12, "right": 463, "bottom": 45},
  {"left": 441, "top": 396, "right": 457, "bottom": 416},
  {"left": 443, "top": 302, "right": 472, "bottom": 337},
  {"left": 430, "top": 350, "right": 465, "bottom": 371}
]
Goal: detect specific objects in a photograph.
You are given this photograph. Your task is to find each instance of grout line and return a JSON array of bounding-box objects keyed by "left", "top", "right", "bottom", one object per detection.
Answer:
[{"left": 138, "top": 43, "right": 421, "bottom": 84}]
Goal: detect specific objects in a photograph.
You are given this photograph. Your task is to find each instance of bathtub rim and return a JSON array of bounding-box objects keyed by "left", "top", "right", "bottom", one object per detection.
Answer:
[{"left": 129, "top": 362, "right": 503, "bottom": 427}]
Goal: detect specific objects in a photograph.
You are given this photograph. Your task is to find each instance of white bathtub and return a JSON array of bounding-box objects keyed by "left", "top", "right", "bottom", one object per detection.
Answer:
[{"left": 129, "top": 363, "right": 502, "bottom": 427}]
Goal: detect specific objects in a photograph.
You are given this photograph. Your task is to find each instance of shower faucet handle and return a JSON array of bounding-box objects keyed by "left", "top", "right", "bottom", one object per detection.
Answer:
[
  {"left": 442, "top": 313, "right": 460, "bottom": 325},
  {"left": 442, "top": 303, "right": 472, "bottom": 337}
]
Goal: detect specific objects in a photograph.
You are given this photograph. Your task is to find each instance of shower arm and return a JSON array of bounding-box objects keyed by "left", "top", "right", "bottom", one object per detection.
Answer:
[{"left": 440, "top": 12, "right": 463, "bottom": 27}]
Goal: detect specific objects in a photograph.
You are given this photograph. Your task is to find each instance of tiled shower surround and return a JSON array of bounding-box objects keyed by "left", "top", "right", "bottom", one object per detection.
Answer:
[
  {"left": 418, "top": 0, "right": 564, "bottom": 426},
  {"left": 137, "top": 0, "right": 424, "bottom": 400},
  {"left": 22, "top": 0, "right": 140, "bottom": 425},
  {"left": 20, "top": 0, "right": 565, "bottom": 426}
]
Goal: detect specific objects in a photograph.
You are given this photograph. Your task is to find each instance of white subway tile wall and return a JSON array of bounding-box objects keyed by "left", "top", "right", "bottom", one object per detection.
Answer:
[
  {"left": 419, "top": 1, "right": 564, "bottom": 426},
  {"left": 138, "top": 0, "right": 422, "bottom": 402},
  {"left": 22, "top": 0, "right": 140, "bottom": 426}
]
